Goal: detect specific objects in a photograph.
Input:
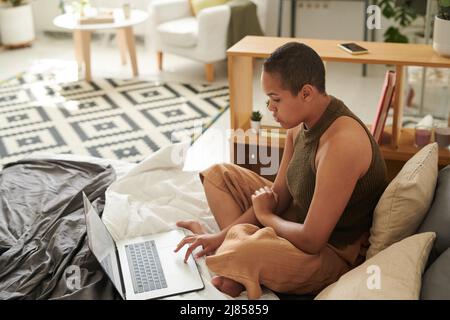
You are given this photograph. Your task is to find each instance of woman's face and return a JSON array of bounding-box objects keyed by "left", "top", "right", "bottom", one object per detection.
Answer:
[{"left": 261, "top": 70, "right": 307, "bottom": 129}]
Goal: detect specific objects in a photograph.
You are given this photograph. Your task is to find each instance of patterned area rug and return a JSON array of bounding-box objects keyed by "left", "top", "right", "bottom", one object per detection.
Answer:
[{"left": 0, "top": 69, "right": 229, "bottom": 167}]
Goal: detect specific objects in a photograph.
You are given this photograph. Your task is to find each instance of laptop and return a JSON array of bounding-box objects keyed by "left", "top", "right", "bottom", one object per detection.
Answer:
[{"left": 82, "top": 193, "right": 204, "bottom": 300}]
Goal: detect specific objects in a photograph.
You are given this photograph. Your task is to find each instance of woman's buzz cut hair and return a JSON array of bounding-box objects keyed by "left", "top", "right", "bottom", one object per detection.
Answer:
[{"left": 263, "top": 42, "right": 326, "bottom": 96}]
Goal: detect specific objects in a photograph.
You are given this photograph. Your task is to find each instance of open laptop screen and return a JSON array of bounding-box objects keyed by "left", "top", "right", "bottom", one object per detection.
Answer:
[{"left": 83, "top": 193, "right": 125, "bottom": 299}]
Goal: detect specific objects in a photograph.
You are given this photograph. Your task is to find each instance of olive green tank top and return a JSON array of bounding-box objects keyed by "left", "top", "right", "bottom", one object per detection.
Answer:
[{"left": 286, "top": 95, "right": 388, "bottom": 247}]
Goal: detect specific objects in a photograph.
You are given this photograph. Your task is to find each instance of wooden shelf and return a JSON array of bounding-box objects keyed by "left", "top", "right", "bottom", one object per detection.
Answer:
[
  {"left": 231, "top": 125, "right": 450, "bottom": 167},
  {"left": 380, "top": 127, "right": 450, "bottom": 166}
]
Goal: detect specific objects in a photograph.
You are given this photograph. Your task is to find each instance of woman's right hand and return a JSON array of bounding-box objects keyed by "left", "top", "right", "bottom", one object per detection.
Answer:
[{"left": 174, "top": 231, "right": 226, "bottom": 263}]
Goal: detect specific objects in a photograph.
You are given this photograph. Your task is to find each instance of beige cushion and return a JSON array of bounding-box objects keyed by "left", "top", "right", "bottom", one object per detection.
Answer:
[
  {"left": 366, "top": 143, "right": 438, "bottom": 259},
  {"left": 315, "top": 232, "right": 436, "bottom": 300},
  {"left": 157, "top": 17, "right": 198, "bottom": 48}
]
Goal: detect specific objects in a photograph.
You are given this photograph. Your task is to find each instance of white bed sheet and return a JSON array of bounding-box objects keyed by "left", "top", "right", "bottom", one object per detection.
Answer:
[{"left": 29, "top": 144, "right": 279, "bottom": 300}]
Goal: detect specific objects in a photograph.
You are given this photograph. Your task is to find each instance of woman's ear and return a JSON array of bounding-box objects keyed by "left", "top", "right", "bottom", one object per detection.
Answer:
[{"left": 301, "top": 85, "right": 313, "bottom": 100}]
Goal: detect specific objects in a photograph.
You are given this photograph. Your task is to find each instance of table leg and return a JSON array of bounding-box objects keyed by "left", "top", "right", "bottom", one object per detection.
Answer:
[
  {"left": 228, "top": 55, "right": 253, "bottom": 131},
  {"left": 120, "top": 26, "right": 138, "bottom": 76},
  {"left": 392, "top": 65, "right": 405, "bottom": 149},
  {"left": 117, "top": 29, "right": 127, "bottom": 65},
  {"left": 74, "top": 30, "right": 91, "bottom": 81},
  {"left": 362, "top": 0, "right": 369, "bottom": 77},
  {"left": 73, "top": 30, "right": 83, "bottom": 70},
  {"left": 277, "top": 0, "right": 284, "bottom": 37},
  {"left": 290, "top": 0, "right": 296, "bottom": 37}
]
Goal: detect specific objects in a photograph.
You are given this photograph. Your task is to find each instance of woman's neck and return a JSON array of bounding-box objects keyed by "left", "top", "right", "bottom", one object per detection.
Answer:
[{"left": 304, "top": 94, "right": 331, "bottom": 130}]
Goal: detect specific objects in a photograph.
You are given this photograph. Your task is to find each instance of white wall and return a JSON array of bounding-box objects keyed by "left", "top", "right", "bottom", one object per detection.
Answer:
[
  {"left": 260, "top": 0, "right": 279, "bottom": 36},
  {"left": 30, "top": 0, "right": 429, "bottom": 43},
  {"left": 264, "top": 0, "right": 430, "bottom": 44},
  {"left": 273, "top": 0, "right": 366, "bottom": 40},
  {"left": 32, "top": 0, "right": 60, "bottom": 33},
  {"left": 31, "top": 0, "right": 370, "bottom": 42}
]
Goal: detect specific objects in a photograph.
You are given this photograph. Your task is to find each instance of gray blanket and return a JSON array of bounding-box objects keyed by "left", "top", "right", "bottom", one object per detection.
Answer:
[{"left": 0, "top": 159, "right": 118, "bottom": 299}]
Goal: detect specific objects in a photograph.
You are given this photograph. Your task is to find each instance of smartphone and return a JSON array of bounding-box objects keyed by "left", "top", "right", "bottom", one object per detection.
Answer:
[{"left": 338, "top": 43, "right": 369, "bottom": 55}]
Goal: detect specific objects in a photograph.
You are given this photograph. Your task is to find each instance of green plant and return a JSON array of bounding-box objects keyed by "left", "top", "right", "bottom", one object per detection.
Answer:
[
  {"left": 251, "top": 111, "right": 262, "bottom": 122},
  {"left": 1, "top": 0, "right": 29, "bottom": 6},
  {"left": 376, "top": 0, "right": 420, "bottom": 43},
  {"left": 438, "top": 0, "right": 450, "bottom": 20}
]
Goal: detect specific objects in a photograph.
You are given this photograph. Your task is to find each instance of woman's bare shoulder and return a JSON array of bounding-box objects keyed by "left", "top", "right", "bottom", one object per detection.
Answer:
[{"left": 321, "top": 116, "right": 372, "bottom": 177}]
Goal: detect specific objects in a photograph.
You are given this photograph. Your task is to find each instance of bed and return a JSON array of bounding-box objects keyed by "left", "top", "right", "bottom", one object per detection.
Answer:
[{"left": 0, "top": 143, "right": 278, "bottom": 300}]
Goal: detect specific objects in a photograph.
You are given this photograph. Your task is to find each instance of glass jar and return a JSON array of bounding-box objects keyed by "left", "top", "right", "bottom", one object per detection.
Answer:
[
  {"left": 414, "top": 125, "right": 432, "bottom": 148},
  {"left": 435, "top": 127, "right": 450, "bottom": 148}
]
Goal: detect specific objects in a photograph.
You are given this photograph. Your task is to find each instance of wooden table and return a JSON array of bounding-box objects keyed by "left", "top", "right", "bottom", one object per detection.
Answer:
[
  {"left": 53, "top": 9, "right": 148, "bottom": 81},
  {"left": 227, "top": 36, "right": 450, "bottom": 173}
]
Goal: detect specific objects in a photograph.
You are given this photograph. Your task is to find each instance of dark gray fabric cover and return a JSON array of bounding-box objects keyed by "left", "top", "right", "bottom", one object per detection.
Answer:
[
  {"left": 418, "top": 165, "right": 450, "bottom": 265},
  {"left": 0, "top": 159, "right": 118, "bottom": 299},
  {"left": 421, "top": 248, "right": 450, "bottom": 299}
]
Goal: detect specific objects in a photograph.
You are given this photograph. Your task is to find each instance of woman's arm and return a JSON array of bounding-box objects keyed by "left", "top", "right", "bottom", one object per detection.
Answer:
[{"left": 255, "top": 120, "right": 372, "bottom": 254}]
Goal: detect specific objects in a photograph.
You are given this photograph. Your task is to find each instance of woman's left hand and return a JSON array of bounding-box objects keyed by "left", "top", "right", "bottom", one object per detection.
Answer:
[{"left": 251, "top": 186, "right": 278, "bottom": 221}]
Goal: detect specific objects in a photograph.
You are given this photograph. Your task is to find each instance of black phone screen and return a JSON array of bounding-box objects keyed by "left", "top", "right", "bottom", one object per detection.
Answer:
[{"left": 340, "top": 43, "right": 368, "bottom": 52}]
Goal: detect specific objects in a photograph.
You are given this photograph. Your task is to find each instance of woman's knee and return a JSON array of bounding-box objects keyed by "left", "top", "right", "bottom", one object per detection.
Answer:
[
  {"left": 222, "top": 225, "right": 278, "bottom": 253},
  {"left": 200, "top": 163, "right": 230, "bottom": 184}
]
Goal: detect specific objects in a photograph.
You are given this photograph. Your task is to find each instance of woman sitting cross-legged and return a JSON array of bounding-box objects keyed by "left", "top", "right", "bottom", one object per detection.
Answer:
[{"left": 174, "top": 42, "right": 388, "bottom": 299}]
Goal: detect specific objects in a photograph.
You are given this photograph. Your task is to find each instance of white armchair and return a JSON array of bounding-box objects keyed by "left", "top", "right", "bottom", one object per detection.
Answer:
[{"left": 148, "top": 0, "right": 268, "bottom": 82}]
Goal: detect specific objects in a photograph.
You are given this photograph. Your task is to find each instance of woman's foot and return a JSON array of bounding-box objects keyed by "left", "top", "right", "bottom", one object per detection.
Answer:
[
  {"left": 211, "top": 276, "right": 245, "bottom": 297},
  {"left": 176, "top": 220, "right": 207, "bottom": 235}
]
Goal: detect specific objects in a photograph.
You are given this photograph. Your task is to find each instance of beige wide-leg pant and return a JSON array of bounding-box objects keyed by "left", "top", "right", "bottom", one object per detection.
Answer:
[{"left": 201, "top": 163, "right": 369, "bottom": 299}]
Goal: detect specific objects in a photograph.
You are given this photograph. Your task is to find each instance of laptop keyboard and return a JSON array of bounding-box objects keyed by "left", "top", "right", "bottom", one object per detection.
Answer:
[{"left": 125, "top": 240, "right": 168, "bottom": 294}]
